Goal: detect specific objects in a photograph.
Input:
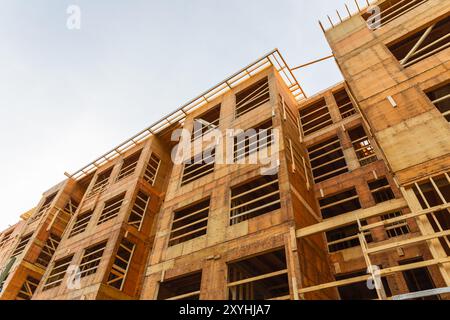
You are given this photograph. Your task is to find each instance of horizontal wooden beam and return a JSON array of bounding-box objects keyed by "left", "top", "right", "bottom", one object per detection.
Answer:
[
  {"left": 296, "top": 198, "right": 407, "bottom": 238},
  {"left": 366, "top": 230, "right": 450, "bottom": 254}
]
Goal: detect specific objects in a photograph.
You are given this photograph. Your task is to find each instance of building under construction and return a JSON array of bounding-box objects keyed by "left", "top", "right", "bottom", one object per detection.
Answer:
[{"left": 0, "top": 0, "right": 449, "bottom": 300}]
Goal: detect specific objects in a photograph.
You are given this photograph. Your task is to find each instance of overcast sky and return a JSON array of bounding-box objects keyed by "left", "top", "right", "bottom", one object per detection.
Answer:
[{"left": 0, "top": 0, "right": 369, "bottom": 230}]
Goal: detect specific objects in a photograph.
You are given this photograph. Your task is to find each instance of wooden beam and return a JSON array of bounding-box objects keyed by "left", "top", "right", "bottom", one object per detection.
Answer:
[
  {"left": 296, "top": 198, "right": 407, "bottom": 238},
  {"left": 291, "top": 55, "right": 334, "bottom": 71}
]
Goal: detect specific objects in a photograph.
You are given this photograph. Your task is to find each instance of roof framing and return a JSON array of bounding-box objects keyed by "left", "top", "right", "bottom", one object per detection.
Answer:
[{"left": 68, "top": 48, "right": 305, "bottom": 180}]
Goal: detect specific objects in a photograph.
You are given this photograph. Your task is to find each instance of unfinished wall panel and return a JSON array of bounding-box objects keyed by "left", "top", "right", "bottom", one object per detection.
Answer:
[{"left": 168, "top": 198, "right": 210, "bottom": 247}]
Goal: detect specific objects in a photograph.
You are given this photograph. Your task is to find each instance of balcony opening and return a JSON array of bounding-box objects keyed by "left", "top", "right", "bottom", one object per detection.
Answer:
[
  {"left": 169, "top": 198, "right": 210, "bottom": 246},
  {"left": 78, "top": 241, "right": 107, "bottom": 278},
  {"left": 326, "top": 222, "right": 372, "bottom": 253},
  {"left": 192, "top": 104, "right": 221, "bottom": 141},
  {"left": 229, "top": 174, "right": 281, "bottom": 225},
  {"left": 333, "top": 89, "right": 356, "bottom": 119},
  {"left": 336, "top": 269, "right": 391, "bottom": 300},
  {"left": 426, "top": 82, "right": 450, "bottom": 122},
  {"left": 97, "top": 193, "right": 126, "bottom": 225},
  {"left": 128, "top": 191, "right": 150, "bottom": 231},
  {"left": 11, "top": 233, "right": 33, "bottom": 258},
  {"left": 319, "top": 188, "right": 361, "bottom": 219},
  {"left": 36, "top": 233, "right": 61, "bottom": 268},
  {"left": 299, "top": 98, "right": 333, "bottom": 136},
  {"left": 412, "top": 173, "right": 450, "bottom": 254},
  {"left": 16, "top": 276, "right": 39, "bottom": 300},
  {"left": 388, "top": 15, "right": 450, "bottom": 68},
  {"left": 87, "top": 167, "right": 113, "bottom": 199},
  {"left": 69, "top": 210, "right": 93, "bottom": 238},
  {"left": 42, "top": 254, "right": 74, "bottom": 291},
  {"left": 157, "top": 271, "right": 202, "bottom": 300},
  {"left": 234, "top": 119, "right": 273, "bottom": 162},
  {"left": 369, "top": 177, "right": 395, "bottom": 203},
  {"left": 181, "top": 148, "right": 215, "bottom": 186},
  {"left": 235, "top": 77, "right": 270, "bottom": 118},
  {"left": 307, "top": 136, "right": 348, "bottom": 183},
  {"left": 348, "top": 126, "right": 377, "bottom": 166},
  {"left": 400, "top": 257, "right": 439, "bottom": 300},
  {"left": 117, "top": 150, "right": 142, "bottom": 181},
  {"left": 227, "top": 249, "right": 289, "bottom": 300},
  {"left": 382, "top": 211, "right": 410, "bottom": 238},
  {"left": 143, "top": 153, "right": 161, "bottom": 186},
  {"left": 107, "top": 238, "right": 135, "bottom": 291}
]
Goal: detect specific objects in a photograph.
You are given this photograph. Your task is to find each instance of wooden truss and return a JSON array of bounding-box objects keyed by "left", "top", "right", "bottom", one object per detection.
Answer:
[
  {"left": 143, "top": 153, "right": 161, "bottom": 186},
  {"left": 107, "top": 238, "right": 135, "bottom": 291}
]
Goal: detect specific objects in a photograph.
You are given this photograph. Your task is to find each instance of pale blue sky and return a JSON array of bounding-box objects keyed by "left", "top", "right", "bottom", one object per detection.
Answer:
[{"left": 0, "top": 0, "right": 366, "bottom": 230}]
